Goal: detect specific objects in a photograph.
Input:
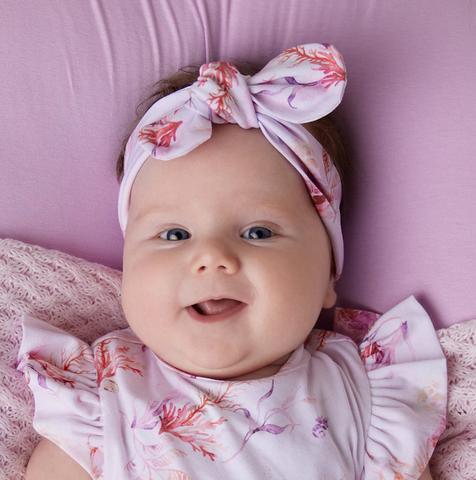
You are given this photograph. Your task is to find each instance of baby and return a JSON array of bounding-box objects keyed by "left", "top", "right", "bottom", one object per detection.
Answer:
[{"left": 18, "top": 44, "right": 446, "bottom": 479}]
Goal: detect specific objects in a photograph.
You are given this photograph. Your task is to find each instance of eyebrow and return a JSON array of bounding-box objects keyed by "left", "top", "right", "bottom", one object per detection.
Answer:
[
  {"left": 131, "top": 205, "right": 175, "bottom": 224},
  {"left": 132, "top": 202, "right": 292, "bottom": 223}
]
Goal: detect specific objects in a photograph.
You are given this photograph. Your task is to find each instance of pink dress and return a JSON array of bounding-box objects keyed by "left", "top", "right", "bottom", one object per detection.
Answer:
[{"left": 16, "top": 296, "right": 447, "bottom": 479}]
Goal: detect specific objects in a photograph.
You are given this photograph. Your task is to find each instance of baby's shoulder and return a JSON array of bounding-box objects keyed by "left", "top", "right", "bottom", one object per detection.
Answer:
[
  {"left": 304, "top": 328, "right": 364, "bottom": 377},
  {"left": 26, "top": 438, "right": 91, "bottom": 480},
  {"left": 91, "top": 326, "right": 147, "bottom": 355},
  {"left": 91, "top": 326, "right": 143, "bottom": 347},
  {"left": 305, "top": 328, "right": 358, "bottom": 354}
]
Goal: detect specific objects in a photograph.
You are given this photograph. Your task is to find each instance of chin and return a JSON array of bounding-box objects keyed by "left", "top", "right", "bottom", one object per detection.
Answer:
[{"left": 180, "top": 349, "right": 253, "bottom": 379}]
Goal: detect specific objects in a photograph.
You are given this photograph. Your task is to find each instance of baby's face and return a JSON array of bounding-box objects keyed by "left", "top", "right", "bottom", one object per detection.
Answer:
[{"left": 122, "top": 124, "right": 336, "bottom": 380}]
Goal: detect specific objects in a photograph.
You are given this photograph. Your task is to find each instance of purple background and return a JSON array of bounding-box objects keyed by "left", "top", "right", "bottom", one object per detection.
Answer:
[{"left": 1, "top": 1, "right": 475, "bottom": 329}]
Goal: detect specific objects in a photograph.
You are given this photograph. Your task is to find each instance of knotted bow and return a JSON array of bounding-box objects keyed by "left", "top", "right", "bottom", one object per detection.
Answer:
[{"left": 119, "top": 43, "right": 347, "bottom": 280}]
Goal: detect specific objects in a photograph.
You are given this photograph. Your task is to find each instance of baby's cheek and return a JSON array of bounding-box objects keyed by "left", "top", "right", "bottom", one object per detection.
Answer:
[
  {"left": 273, "top": 252, "right": 329, "bottom": 323},
  {"left": 120, "top": 272, "right": 133, "bottom": 313},
  {"left": 121, "top": 267, "right": 154, "bottom": 324}
]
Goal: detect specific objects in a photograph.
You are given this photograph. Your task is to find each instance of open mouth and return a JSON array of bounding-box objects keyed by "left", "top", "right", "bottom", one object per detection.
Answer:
[
  {"left": 187, "top": 298, "right": 246, "bottom": 322},
  {"left": 192, "top": 298, "right": 242, "bottom": 315}
]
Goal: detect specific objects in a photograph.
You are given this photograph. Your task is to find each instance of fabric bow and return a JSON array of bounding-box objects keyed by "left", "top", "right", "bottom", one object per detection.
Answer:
[{"left": 118, "top": 43, "right": 347, "bottom": 280}]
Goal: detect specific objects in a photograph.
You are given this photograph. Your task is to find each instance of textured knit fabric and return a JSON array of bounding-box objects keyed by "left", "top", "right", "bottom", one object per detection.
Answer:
[
  {"left": 1, "top": 238, "right": 475, "bottom": 479},
  {"left": 428, "top": 318, "right": 476, "bottom": 479},
  {"left": 16, "top": 295, "right": 446, "bottom": 479}
]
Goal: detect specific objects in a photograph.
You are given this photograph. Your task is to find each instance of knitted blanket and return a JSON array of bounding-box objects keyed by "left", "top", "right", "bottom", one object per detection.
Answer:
[{"left": 0, "top": 238, "right": 474, "bottom": 480}]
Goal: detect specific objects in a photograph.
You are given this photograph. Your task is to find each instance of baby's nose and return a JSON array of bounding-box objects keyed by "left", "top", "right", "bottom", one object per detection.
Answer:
[{"left": 190, "top": 241, "right": 240, "bottom": 276}]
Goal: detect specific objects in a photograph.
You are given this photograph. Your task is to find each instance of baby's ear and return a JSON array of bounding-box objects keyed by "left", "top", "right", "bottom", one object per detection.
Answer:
[{"left": 322, "top": 274, "right": 337, "bottom": 308}]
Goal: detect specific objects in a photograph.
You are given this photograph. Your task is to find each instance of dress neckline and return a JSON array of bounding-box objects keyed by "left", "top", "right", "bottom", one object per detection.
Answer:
[{"left": 148, "top": 342, "right": 311, "bottom": 384}]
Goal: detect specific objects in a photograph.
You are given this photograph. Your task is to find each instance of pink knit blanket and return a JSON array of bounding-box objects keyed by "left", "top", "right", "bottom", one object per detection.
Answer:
[{"left": 1, "top": 238, "right": 474, "bottom": 479}]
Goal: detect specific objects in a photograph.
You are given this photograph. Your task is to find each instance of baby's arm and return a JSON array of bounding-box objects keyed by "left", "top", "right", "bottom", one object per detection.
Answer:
[
  {"left": 419, "top": 464, "right": 433, "bottom": 480},
  {"left": 26, "top": 438, "right": 92, "bottom": 480}
]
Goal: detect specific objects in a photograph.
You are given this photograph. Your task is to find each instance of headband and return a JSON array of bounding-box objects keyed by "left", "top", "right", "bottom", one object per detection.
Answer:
[{"left": 118, "top": 43, "right": 347, "bottom": 280}]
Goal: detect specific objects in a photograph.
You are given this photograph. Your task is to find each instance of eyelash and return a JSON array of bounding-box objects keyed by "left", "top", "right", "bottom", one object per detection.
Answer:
[{"left": 157, "top": 224, "right": 277, "bottom": 241}]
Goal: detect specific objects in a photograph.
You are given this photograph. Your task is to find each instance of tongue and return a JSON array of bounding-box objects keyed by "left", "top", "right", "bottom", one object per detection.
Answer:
[{"left": 194, "top": 299, "right": 241, "bottom": 316}]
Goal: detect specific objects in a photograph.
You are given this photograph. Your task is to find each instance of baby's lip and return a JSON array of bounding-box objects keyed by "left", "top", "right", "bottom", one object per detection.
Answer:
[{"left": 188, "top": 296, "right": 246, "bottom": 308}]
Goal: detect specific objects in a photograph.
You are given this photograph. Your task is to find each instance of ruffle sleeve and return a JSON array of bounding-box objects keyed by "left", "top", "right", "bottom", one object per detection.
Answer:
[
  {"left": 353, "top": 296, "right": 447, "bottom": 479},
  {"left": 16, "top": 314, "right": 104, "bottom": 479}
]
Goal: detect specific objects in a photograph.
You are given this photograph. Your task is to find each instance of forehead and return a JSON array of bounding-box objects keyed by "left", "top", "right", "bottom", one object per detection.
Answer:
[{"left": 129, "top": 124, "right": 312, "bottom": 217}]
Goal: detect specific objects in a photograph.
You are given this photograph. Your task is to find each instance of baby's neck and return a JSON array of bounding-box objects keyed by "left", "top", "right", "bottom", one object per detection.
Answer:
[{"left": 225, "top": 351, "right": 293, "bottom": 381}]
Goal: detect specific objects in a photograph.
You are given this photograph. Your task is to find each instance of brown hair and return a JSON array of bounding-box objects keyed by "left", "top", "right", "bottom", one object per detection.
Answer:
[{"left": 116, "top": 62, "right": 350, "bottom": 215}]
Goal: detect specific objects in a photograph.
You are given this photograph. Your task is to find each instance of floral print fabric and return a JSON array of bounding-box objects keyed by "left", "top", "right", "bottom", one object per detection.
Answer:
[{"left": 17, "top": 296, "right": 446, "bottom": 479}]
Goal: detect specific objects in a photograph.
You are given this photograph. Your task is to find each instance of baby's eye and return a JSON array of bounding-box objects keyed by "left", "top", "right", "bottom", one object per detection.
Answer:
[
  {"left": 242, "top": 226, "right": 275, "bottom": 240},
  {"left": 159, "top": 228, "right": 190, "bottom": 241}
]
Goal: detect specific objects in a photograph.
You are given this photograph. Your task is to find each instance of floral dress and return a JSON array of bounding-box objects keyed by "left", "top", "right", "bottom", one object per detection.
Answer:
[{"left": 17, "top": 295, "right": 447, "bottom": 479}]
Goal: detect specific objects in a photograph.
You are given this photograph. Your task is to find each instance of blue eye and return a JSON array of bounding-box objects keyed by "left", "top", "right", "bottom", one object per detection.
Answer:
[
  {"left": 242, "top": 226, "right": 275, "bottom": 240},
  {"left": 159, "top": 228, "right": 190, "bottom": 241},
  {"left": 158, "top": 226, "right": 275, "bottom": 241}
]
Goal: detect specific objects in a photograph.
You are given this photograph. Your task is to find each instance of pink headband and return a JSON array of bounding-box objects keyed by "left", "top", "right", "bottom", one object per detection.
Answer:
[{"left": 118, "top": 43, "right": 347, "bottom": 280}]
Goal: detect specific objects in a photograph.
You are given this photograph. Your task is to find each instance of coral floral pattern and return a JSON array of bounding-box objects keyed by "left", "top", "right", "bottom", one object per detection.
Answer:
[
  {"left": 94, "top": 337, "right": 146, "bottom": 388},
  {"left": 17, "top": 296, "right": 447, "bottom": 479},
  {"left": 197, "top": 62, "right": 240, "bottom": 121},
  {"left": 139, "top": 119, "right": 183, "bottom": 149},
  {"left": 277, "top": 44, "right": 346, "bottom": 88},
  {"left": 334, "top": 307, "right": 381, "bottom": 344}
]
